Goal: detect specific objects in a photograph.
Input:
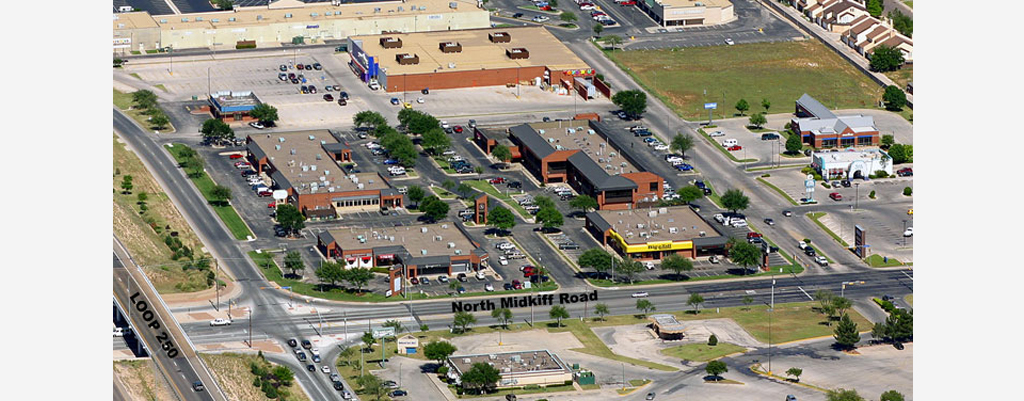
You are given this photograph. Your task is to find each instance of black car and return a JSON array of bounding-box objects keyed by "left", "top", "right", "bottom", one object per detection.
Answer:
[
  {"left": 421, "top": 88, "right": 430, "bottom": 95},
  {"left": 308, "top": 85, "right": 317, "bottom": 94},
  {"left": 241, "top": 170, "right": 257, "bottom": 176},
  {"left": 287, "top": 338, "right": 298, "bottom": 348},
  {"left": 559, "top": 243, "right": 579, "bottom": 250},
  {"left": 894, "top": 342, "right": 905, "bottom": 350},
  {"left": 503, "top": 283, "right": 513, "bottom": 291},
  {"left": 301, "top": 339, "right": 312, "bottom": 349},
  {"left": 507, "top": 181, "right": 523, "bottom": 189},
  {"left": 391, "top": 390, "right": 408, "bottom": 397},
  {"left": 313, "top": 63, "right": 322, "bottom": 70},
  {"left": 804, "top": 247, "right": 816, "bottom": 256},
  {"left": 340, "top": 91, "right": 349, "bottom": 100},
  {"left": 304, "top": 64, "right": 312, "bottom": 70},
  {"left": 760, "top": 133, "right": 780, "bottom": 140},
  {"left": 513, "top": 12, "right": 524, "bottom": 18},
  {"left": 300, "top": 85, "right": 309, "bottom": 94},
  {"left": 307, "top": 364, "right": 316, "bottom": 372},
  {"left": 323, "top": 94, "right": 334, "bottom": 102},
  {"left": 333, "top": 381, "right": 345, "bottom": 391},
  {"left": 841, "top": 179, "right": 851, "bottom": 187},
  {"left": 296, "top": 352, "right": 306, "bottom": 361}
]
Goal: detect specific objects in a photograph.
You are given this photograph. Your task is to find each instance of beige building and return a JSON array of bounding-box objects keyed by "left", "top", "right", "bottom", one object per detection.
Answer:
[
  {"left": 635, "top": 0, "right": 735, "bottom": 27},
  {"left": 446, "top": 350, "right": 574, "bottom": 389},
  {"left": 113, "top": 0, "right": 490, "bottom": 53},
  {"left": 842, "top": 16, "right": 913, "bottom": 63}
]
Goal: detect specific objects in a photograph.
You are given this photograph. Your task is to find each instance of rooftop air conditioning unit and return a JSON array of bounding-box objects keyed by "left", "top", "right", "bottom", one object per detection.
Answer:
[{"left": 489, "top": 32, "right": 511, "bottom": 43}]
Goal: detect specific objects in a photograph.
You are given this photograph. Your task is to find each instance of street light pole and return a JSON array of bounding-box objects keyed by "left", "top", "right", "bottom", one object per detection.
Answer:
[
  {"left": 854, "top": 183, "right": 860, "bottom": 210},
  {"left": 902, "top": 220, "right": 907, "bottom": 247}
]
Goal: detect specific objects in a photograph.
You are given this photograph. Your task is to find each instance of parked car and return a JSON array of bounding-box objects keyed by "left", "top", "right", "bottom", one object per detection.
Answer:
[
  {"left": 503, "top": 282, "right": 513, "bottom": 291},
  {"left": 323, "top": 94, "right": 334, "bottom": 102},
  {"left": 532, "top": 15, "right": 550, "bottom": 22},
  {"left": 814, "top": 256, "right": 828, "bottom": 267},
  {"left": 307, "top": 364, "right": 316, "bottom": 372},
  {"left": 287, "top": 338, "right": 298, "bottom": 348},
  {"left": 829, "top": 192, "right": 842, "bottom": 201},
  {"left": 897, "top": 167, "right": 913, "bottom": 176},
  {"left": 391, "top": 97, "right": 400, "bottom": 105},
  {"left": 708, "top": 130, "right": 725, "bottom": 137},
  {"left": 391, "top": 390, "right": 408, "bottom": 397},
  {"left": 513, "top": 12, "right": 524, "bottom": 18},
  {"left": 903, "top": 227, "right": 913, "bottom": 237},
  {"left": 761, "top": 133, "right": 780, "bottom": 140},
  {"left": 249, "top": 121, "right": 265, "bottom": 129},
  {"left": 804, "top": 247, "right": 817, "bottom": 257},
  {"left": 438, "top": 275, "right": 450, "bottom": 283},
  {"left": 301, "top": 339, "right": 312, "bottom": 349},
  {"left": 725, "top": 38, "right": 735, "bottom": 45},
  {"left": 313, "top": 63, "right": 322, "bottom": 70},
  {"left": 210, "top": 318, "right": 231, "bottom": 326},
  {"left": 727, "top": 145, "right": 742, "bottom": 151}
]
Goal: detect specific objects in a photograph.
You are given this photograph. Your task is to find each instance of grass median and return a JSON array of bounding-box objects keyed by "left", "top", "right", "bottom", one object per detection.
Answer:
[
  {"left": 464, "top": 180, "right": 531, "bottom": 218},
  {"left": 114, "top": 89, "right": 175, "bottom": 133},
  {"left": 166, "top": 144, "right": 253, "bottom": 240},
  {"left": 660, "top": 342, "right": 746, "bottom": 362}
]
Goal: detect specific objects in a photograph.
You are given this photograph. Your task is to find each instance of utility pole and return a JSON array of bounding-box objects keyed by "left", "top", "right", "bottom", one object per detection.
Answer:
[
  {"left": 854, "top": 183, "right": 860, "bottom": 210},
  {"left": 248, "top": 309, "right": 252, "bottom": 348},
  {"left": 215, "top": 259, "right": 220, "bottom": 311},
  {"left": 207, "top": 66, "right": 211, "bottom": 97}
]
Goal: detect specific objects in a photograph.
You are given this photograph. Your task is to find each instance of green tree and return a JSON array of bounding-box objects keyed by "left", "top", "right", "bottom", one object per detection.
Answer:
[
  {"left": 735, "top": 98, "right": 750, "bottom": 116},
  {"left": 592, "top": 24, "right": 604, "bottom": 36},
  {"left": 833, "top": 313, "right": 861, "bottom": 350},
  {"left": 492, "top": 144, "right": 512, "bottom": 163},
  {"left": 419, "top": 196, "right": 450, "bottom": 222},
  {"left": 283, "top": 251, "right": 304, "bottom": 277},
  {"left": 560, "top": 11, "right": 578, "bottom": 24},
  {"left": 761, "top": 98, "right": 771, "bottom": 113},
  {"left": 442, "top": 179, "right": 456, "bottom": 191},
  {"left": 491, "top": 308, "right": 513, "bottom": 329},
  {"left": 120, "top": 175, "right": 134, "bottom": 194},
  {"left": 887, "top": 143, "right": 912, "bottom": 164},
  {"left": 814, "top": 290, "right": 835, "bottom": 313},
  {"left": 670, "top": 134, "right": 695, "bottom": 158},
  {"left": 707, "top": 334, "right": 718, "bottom": 346},
  {"left": 487, "top": 206, "right": 516, "bottom": 234},
  {"left": 594, "top": 303, "right": 610, "bottom": 321},
  {"left": 660, "top": 254, "right": 693, "bottom": 279},
  {"left": 533, "top": 196, "right": 555, "bottom": 210},
  {"left": 886, "top": 309, "right": 913, "bottom": 342},
  {"left": 357, "top": 374, "right": 386, "bottom": 399},
  {"left": 200, "top": 118, "right": 234, "bottom": 142},
  {"left": 786, "top": 367, "right": 802, "bottom": 382},
  {"left": 612, "top": 90, "right": 647, "bottom": 119},
  {"left": 423, "top": 340, "right": 458, "bottom": 366},
  {"left": 149, "top": 113, "right": 170, "bottom": 130},
  {"left": 210, "top": 185, "right": 232, "bottom": 206},
  {"left": 742, "top": 295, "right": 754, "bottom": 310},
  {"left": 397, "top": 108, "right": 419, "bottom": 127},
  {"left": 721, "top": 189, "right": 750, "bottom": 213},
  {"left": 271, "top": 365, "right": 294, "bottom": 387},
  {"left": 407, "top": 111, "right": 441, "bottom": 135},
  {"left": 213, "top": 0, "right": 234, "bottom": 10},
  {"left": 315, "top": 261, "right": 344, "bottom": 287},
  {"left": 132, "top": 90, "right": 157, "bottom": 109},
  {"left": 137, "top": 192, "right": 148, "bottom": 205},
  {"left": 832, "top": 297, "right": 853, "bottom": 317},
  {"left": 888, "top": 10, "right": 912, "bottom": 37},
  {"left": 549, "top": 305, "right": 570, "bottom": 327},
  {"left": 748, "top": 112, "right": 767, "bottom": 129},
  {"left": 615, "top": 257, "right": 643, "bottom": 284},
  {"left": 535, "top": 206, "right": 564, "bottom": 230},
  {"left": 407, "top": 185, "right": 426, "bottom": 206},
  {"left": 881, "top": 134, "right": 895, "bottom": 149},
  {"left": 275, "top": 204, "right": 306, "bottom": 236},
  {"left": 249, "top": 103, "right": 279, "bottom": 124},
  {"left": 354, "top": 111, "right": 387, "bottom": 132},
  {"left": 872, "top": 322, "right": 889, "bottom": 342},
  {"left": 338, "top": 345, "right": 356, "bottom": 366},
  {"left": 866, "top": 0, "right": 883, "bottom": 17},
  {"left": 870, "top": 46, "right": 905, "bottom": 72},
  {"left": 687, "top": 293, "right": 705, "bottom": 314},
  {"left": 569, "top": 195, "right": 599, "bottom": 215},
  {"left": 382, "top": 319, "right": 405, "bottom": 336},
  {"left": 461, "top": 362, "right": 502, "bottom": 394},
  {"left": 361, "top": 331, "right": 376, "bottom": 351},
  {"left": 785, "top": 132, "right": 803, "bottom": 154},
  {"left": 705, "top": 360, "right": 728, "bottom": 380},
  {"left": 880, "top": 390, "right": 905, "bottom": 401},
  {"left": 345, "top": 267, "right": 374, "bottom": 293},
  {"left": 456, "top": 183, "right": 474, "bottom": 199},
  {"left": 676, "top": 186, "right": 704, "bottom": 205},
  {"left": 635, "top": 299, "right": 655, "bottom": 316},
  {"left": 453, "top": 311, "right": 476, "bottom": 333},
  {"left": 602, "top": 35, "right": 624, "bottom": 48},
  {"left": 883, "top": 85, "right": 907, "bottom": 111},
  {"left": 578, "top": 248, "right": 614, "bottom": 273},
  {"left": 827, "top": 388, "right": 865, "bottom": 401}
]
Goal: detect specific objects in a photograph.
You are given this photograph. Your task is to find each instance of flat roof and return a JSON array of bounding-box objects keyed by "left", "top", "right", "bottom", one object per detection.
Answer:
[
  {"left": 326, "top": 222, "right": 478, "bottom": 256},
  {"left": 649, "top": 314, "right": 687, "bottom": 333},
  {"left": 528, "top": 121, "right": 640, "bottom": 175},
  {"left": 139, "top": 0, "right": 480, "bottom": 30},
  {"left": 448, "top": 350, "right": 569, "bottom": 377},
  {"left": 654, "top": 0, "right": 733, "bottom": 9},
  {"left": 593, "top": 206, "right": 718, "bottom": 245},
  {"left": 351, "top": 26, "right": 591, "bottom": 75},
  {"left": 112, "top": 11, "right": 161, "bottom": 30},
  {"left": 248, "top": 130, "right": 388, "bottom": 195},
  {"left": 209, "top": 91, "right": 261, "bottom": 112},
  {"left": 813, "top": 148, "right": 888, "bottom": 162}
]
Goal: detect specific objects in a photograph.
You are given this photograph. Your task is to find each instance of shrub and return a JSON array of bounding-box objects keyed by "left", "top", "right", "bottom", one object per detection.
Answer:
[
  {"left": 236, "top": 41, "right": 257, "bottom": 49},
  {"left": 874, "top": 170, "right": 889, "bottom": 178},
  {"left": 801, "top": 166, "right": 814, "bottom": 175},
  {"left": 437, "top": 366, "right": 449, "bottom": 375},
  {"left": 903, "top": 187, "right": 912, "bottom": 196},
  {"left": 525, "top": 384, "right": 540, "bottom": 390},
  {"left": 708, "top": 334, "right": 718, "bottom": 346},
  {"left": 869, "top": 190, "right": 876, "bottom": 199},
  {"left": 803, "top": 239, "right": 811, "bottom": 244},
  {"left": 761, "top": 174, "right": 770, "bottom": 178}
]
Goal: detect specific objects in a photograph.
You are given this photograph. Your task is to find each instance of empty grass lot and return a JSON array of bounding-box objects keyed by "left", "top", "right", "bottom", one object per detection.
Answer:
[
  {"left": 201, "top": 353, "right": 310, "bottom": 401},
  {"left": 113, "top": 89, "right": 175, "bottom": 133},
  {"left": 166, "top": 144, "right": 253, "bottom": 240},
  {"left": 660, "top": 342, "right": 747, "bottom": 362},
  {"left": 605, "top": 41, "right": 886, "bottom": 120}
]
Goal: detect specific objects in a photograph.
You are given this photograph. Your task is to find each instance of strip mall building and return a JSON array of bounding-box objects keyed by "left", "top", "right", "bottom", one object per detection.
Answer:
[
  {"left": 474, "top": 119, "right": 664, "bottom": 210},
  {"left": 585, "top": 206, "right": 727, "bottom": 260},
  {"left": 246, "top": 130, "right": 403, "bottom": 219},
  {"left": 317, "top": 223, "right": 488, "bottom": 294},
  {"left": 347, "top": 26, "right": 596, "bottom": 94}
]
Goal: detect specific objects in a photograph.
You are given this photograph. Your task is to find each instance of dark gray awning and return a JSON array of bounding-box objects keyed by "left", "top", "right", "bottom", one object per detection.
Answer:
[
  {"left": 692, "top": 236, "right": 728, "bottom": 248},
  {"left": 586, "top": 211, "right": 611, "bottom": 232},
  {"left": 509, "top": 124, "right": 554, "bottom": 159}
]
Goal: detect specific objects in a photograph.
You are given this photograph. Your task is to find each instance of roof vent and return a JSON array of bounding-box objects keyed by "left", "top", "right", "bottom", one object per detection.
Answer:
[
  {"left": 506, "top": 48, "right": 530, "bottom": 59},
  {"left": 380, "top": 37, "right": 403, "bottom": 48},
  {"left": 396, "top": 53, "right": 420, "bottom": 65},
  {"left": 489, "top": 32, "right": 511, "bottom": 43},
  {"left": 449, "top": 2, "right": 458, "bottom": 9},
  {"left": 439, "top": 42, "right": 463, "bottom": 53}
]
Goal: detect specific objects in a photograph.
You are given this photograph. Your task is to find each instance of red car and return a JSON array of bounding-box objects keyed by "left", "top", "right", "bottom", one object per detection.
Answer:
[
  {"left": 410, "top": 277, "right": 419, "bottom": 285},
  {"left": 618, "top": 0, "right": 636, "bottom": 5},
  {"left": 490, "top": 177, "right": 506, "bottom": 184},
  {"left": 512, "top": 280, "right": 522, "bottom": 290},
  {"left": 746, "top": 232, "right": 763, "bottom": 239},
  {"left": 268, "top": 202, "right": 277, "bottom": 208},
  {"left": 727, "top": 145, "right": 742, "bottom": 151},
  {"left": 258, "top": 190, "right": 273, "bottom": 197},
  {"left": 829, "top": 192, "right": 842, "bottom": 201},
  {"left": 896, "top": 167, "right": 913, "bottom": 177},
  {"left": 453, "top": 125, "right": 464, "bottom": 133},
  {"left": 229, "top": 154, "right": 244, "bottom": 159}
]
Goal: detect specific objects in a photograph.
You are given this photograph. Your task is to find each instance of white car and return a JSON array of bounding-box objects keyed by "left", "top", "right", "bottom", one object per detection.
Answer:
[
  {"left": 654, "top": 144, "right": 670, "bottom": 151},
  {"left": 580, "top": 5, "right": 596, "bottom": 10},
  {"left": 417, "top": 97, "right": 425, "bottom": 104},
  {"left": 499, "top": 256, "right": 509, "bottom": 266},
  {"left": 249, "top": 121, "right": 265, "bottom": 129},
  {"left": 496, "top": 242, "right": 515, "bottom": 250},
  {"left": 708, "top": 130, "right": 725, "bottom": 137},
  {"left": 631, "top": 291, "right": 649, "bottom": 298},
  {"left": 210, "top": 318, "right": 232, "bottom": 327},
  {"left": 397, "top": 186, "right": 408, "bottom": 194},
  {"left": 644, "top": 261, "right": 655, "bottom": 270},
  {"left": 113, "top": 327, "right": 130, "bottom": 337},
  {"left": 532, "top": 15, "right": 550, "bottom": 22},
  {"left": 725, "top": 38, "right": 735, "bottom": 45},
  {"left": 903, "top": 227, "right": 913, "bottom": 237},
  {"left": 814, "top": 256, "right": 829, "bottom": 267},
  {"left": 322, "top": 366, "right": 331, "bottom": 374},
  {"left": 485, "top": 283, "right": 495, "bottom": 292},
  {"left": 441, "top": 121, "right": 450, "bottom": 129}
]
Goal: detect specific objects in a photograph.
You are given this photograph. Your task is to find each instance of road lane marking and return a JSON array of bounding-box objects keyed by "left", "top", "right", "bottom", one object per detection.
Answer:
[{"left": 797, "top": 286, "right": 813, "bottom": 300}]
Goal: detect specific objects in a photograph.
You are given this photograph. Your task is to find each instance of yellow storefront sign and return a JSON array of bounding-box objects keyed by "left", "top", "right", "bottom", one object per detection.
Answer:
[{"left": 608, "top": 229, "right": 692, "bottom": 254}]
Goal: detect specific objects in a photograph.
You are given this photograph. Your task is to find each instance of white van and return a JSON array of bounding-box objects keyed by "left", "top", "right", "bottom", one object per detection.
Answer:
[{"left": 721, "top": 139, "right": 738, "bottom": 147}]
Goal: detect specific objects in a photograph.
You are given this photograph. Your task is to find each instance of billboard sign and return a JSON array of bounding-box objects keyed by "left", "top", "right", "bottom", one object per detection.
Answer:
[{"left": 704, "top": 102, "right": 717, "bottom": 110}]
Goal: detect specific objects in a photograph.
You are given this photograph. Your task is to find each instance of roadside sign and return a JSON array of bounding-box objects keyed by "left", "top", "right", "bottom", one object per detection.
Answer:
[
  {"left": 372, "top": 327, "right": 396, "bottom": 339},
  {"left": 704, "top": 102, "right": 717, "bottom": 110}
]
